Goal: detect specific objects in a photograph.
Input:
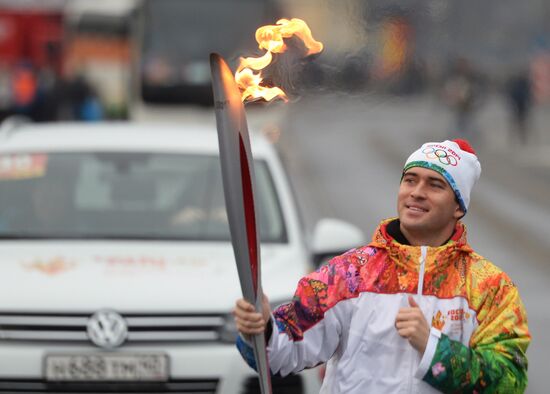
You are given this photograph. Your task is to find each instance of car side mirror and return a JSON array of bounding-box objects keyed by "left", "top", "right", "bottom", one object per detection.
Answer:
[{"left": 311, "top": 218, "right": 366, "bottom": 268}]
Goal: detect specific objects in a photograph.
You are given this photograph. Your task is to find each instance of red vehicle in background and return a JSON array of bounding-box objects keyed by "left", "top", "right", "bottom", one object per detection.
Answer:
[
  {"left": 0, "top": 4, "right": 64, "bottom": 71},
  {"left": 0, "top": 2, "right": 64, "bottom": 121}
]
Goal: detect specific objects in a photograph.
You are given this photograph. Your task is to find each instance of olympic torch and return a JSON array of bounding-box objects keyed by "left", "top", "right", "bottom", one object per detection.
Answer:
[
  {"left": 210, "top": 53, "right": 272, "bottom": 394},
  {"left": 210, "top": 19, "right": 323, "bottom": 394}
]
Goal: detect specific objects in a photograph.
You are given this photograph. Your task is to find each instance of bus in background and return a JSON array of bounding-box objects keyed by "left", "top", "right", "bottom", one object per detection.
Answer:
[{"left": 132, "top": 0, "right": 280, "bottom": 121}]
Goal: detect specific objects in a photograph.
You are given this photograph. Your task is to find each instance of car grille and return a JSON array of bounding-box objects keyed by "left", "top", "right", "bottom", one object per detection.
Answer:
[
  {"left": 0, "top": 312, "right": 226, "bottom": 343},
  {"left": 0, "top": 378, "right": 219, "bottom": 393}
]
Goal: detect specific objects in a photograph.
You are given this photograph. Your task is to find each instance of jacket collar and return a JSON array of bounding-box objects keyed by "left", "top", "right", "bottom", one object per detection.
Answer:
[{"left": 369, "top": 218, "right": 473, "bottom": 271}]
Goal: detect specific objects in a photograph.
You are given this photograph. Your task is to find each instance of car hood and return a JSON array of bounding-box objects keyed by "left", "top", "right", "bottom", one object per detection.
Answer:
[{"left": 0, "top": 240, "right": 310, "bottom": 313}]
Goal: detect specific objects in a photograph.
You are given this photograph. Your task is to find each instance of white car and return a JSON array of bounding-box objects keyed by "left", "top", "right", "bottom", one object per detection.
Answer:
[{"left": 0, "top": 119, "right": 364, "bottom": 393}]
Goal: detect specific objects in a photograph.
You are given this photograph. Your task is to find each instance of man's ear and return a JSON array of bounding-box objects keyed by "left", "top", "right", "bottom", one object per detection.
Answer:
[{"left": 454, "top": 204, "right": 465, "bottom": 220}]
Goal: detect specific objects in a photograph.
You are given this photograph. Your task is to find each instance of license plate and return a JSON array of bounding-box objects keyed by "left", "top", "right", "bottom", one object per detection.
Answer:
[{"left": 45, "top": 353, "right": 168, "bottom": 381}]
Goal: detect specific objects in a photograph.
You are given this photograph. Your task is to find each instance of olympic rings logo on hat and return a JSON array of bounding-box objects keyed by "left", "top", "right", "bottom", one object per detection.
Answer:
[{"left": 422, "top": 147, "right": 458, "bottom": 166}]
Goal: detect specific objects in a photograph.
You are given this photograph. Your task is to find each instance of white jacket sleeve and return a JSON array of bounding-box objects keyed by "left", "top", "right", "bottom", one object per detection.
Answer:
[
  {"left": 267, "top": 295, "right": 352, "bottom": 376},
  {"left": 236, "top": 255, "right": 358, "bottom": 376},
  {"left": 237, "top": 255, "right": 360, "bottom": 376}
]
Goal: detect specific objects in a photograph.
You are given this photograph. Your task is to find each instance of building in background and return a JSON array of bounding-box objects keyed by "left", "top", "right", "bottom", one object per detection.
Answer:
[{"left": 0, "top": 0, "right": 548, "bottom": 121}]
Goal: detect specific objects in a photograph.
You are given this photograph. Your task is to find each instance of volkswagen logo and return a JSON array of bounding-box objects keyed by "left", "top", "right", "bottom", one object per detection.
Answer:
[{"left": 87, "top": 309, "right": 128, "bottom": 349}]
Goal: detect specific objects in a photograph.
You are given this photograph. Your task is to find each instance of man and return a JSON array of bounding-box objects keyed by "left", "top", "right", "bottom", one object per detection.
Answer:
[{"left": 234, "top": 139, "right": 530, "bottom": 393}]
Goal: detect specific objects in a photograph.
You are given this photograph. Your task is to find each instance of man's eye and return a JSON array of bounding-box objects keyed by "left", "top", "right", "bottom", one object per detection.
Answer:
[{"left": 431, "top": 183, "right": 444, "bottom": 189}]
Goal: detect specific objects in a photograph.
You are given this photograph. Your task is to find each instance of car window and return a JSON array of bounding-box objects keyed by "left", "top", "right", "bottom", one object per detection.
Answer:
[{"left": 0, "top": 152, "right": 287, "bottom": 242}]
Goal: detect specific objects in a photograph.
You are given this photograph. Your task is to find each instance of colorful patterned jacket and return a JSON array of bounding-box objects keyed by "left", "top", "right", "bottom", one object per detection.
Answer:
[{"left": 237, "top": 218, "right": 530, "bottom": 393}]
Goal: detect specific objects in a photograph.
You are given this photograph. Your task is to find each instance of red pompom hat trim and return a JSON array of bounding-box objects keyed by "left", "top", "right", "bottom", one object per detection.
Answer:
[{"left": 453, "top": 139, "right": 476, "bottom": 155}]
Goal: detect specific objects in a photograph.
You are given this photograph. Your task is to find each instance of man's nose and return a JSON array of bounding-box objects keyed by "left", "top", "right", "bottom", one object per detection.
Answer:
[{"left": 410, "top": 182, "right": 427, "bottom": 198}]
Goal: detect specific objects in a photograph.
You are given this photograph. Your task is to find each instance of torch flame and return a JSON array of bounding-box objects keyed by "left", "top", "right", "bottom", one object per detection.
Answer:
[{"left": 236, "top": 18, "right": 323, "bottom": 103}]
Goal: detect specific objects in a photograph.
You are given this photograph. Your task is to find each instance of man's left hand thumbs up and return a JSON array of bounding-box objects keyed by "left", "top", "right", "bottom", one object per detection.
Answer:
[{"left": 395, "top": 295, "right": 430, "bottom": 355}]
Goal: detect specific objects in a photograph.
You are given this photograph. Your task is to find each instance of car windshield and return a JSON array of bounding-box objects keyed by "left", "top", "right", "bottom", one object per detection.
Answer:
[{"left": 0, "top": 152, "right": 287, "bottom": 242}]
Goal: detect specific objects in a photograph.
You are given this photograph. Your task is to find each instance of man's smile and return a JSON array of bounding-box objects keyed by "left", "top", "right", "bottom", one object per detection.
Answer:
[{"left": 406, "top": 204, "right": 429, "bottom": 213}]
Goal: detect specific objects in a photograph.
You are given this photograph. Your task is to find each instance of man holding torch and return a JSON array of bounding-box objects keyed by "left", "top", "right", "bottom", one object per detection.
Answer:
[{"left": 234, "top": 139, "right": 530, "bottom": 393}]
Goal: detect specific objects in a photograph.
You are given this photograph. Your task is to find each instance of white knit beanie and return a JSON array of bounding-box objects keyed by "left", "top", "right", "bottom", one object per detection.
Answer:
[{"left": 403, "top": 139, "right": 481, "bottom": 214}]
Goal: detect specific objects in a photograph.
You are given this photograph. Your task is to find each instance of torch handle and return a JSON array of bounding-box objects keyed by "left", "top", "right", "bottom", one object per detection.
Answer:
[{"left": 252, "top": 333, "right": 272, "bottom": 393}]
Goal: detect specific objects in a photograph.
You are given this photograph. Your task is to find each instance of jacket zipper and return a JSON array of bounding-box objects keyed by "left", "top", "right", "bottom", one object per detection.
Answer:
[
  {"left": 410, "top": 246, "right": 428, "bottom": 393},
  {"left": 417, "top": 246, "right": 427, "bottom": 296}
]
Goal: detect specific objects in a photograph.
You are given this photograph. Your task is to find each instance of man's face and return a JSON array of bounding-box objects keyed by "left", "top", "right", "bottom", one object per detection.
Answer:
[{"left": 397, "top": 167, "right": 464, "bottom": 237}]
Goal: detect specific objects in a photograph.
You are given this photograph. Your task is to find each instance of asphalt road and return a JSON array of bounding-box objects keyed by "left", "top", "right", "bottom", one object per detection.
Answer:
[{"left": 252, "top": 92, "right": 550, "bottom": 393}]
